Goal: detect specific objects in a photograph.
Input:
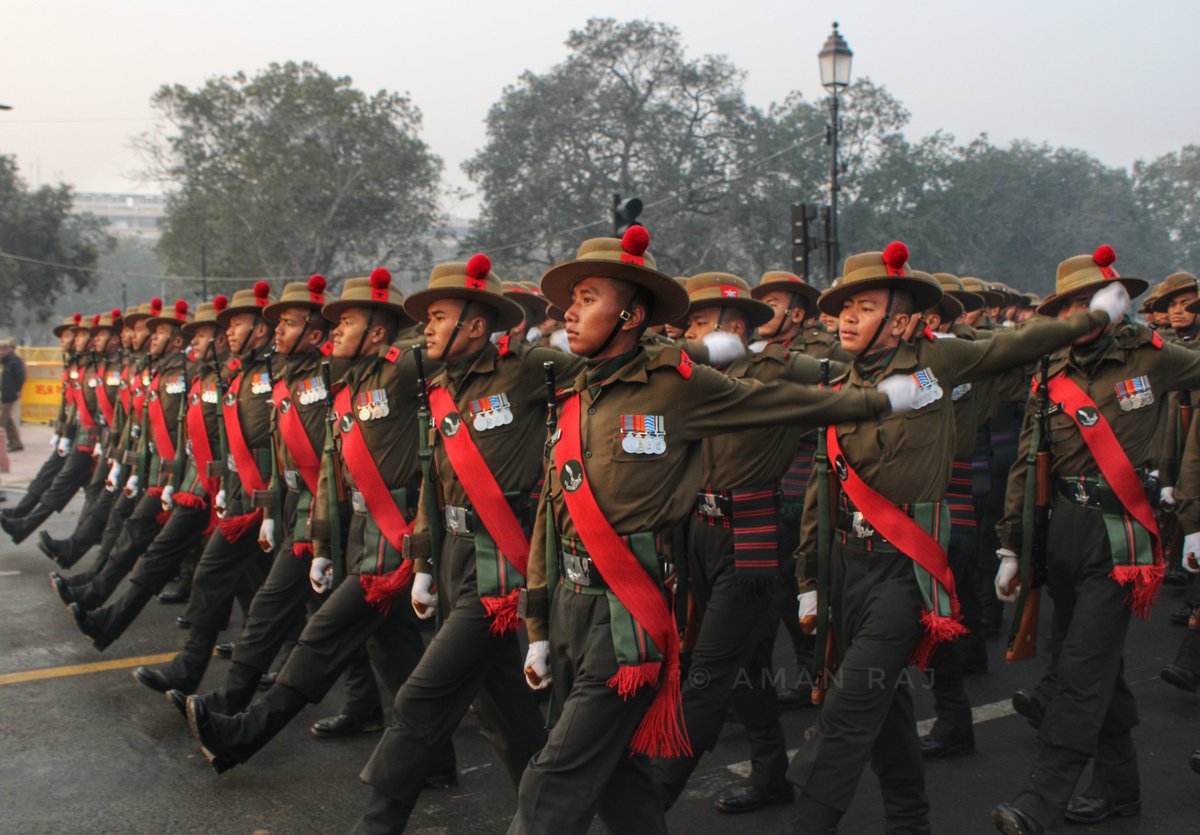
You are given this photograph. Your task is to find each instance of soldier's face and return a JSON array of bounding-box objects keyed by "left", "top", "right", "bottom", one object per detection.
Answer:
[
  {"left": 564, "top": 277, "right": 645, "bottom": 357},
  {"left": 759, "top": 291, "right": 807, "bottom": 339},
  {"left": 423, "top": 300, "right": 489, "bottom": 362},
  {"left": 963, "top": 308, "right": 982, "bottom": 326},
  {"left": 819, "top": 312, "right": 840, "bottom": 334},
  {"left": 149, "top": 323, "right": 177, "bottom": 356},
  {"left": 837, "top": 289, "right": 910, "bottom": 356},
  {"left": 92, "top": 328, "right": 116, "bottom": 353},
  {"left": 685, "top": 307, "right": 746, "bottom": 342},
  {"left": 663, "top": 323, "right": 685, "bottom": 339},
  {"left": 273, "top": 307, "right": 315, "bottom": 355},
  {"left": 189, "top": 325, "right": 221, "bottom": 358},
  {"left": 73, "top": 329, "right": 91, "bottom": 353},
  {"left": 1168, "top": 291, "right": 1198, "bottom": 331},
  {"left": 225, "top": 312, "right": 259, "bottom": 355},
  {"left": 59, "top": 331, "right": 73, "bottom": 351},
  {"left": 121, "top": 327, "right": 134, "bottom": 350}
]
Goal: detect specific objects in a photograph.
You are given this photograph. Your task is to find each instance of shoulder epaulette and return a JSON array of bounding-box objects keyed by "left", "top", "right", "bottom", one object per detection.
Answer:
[{"left": 384, "top": 345, "right": 401, "bottom": 363}]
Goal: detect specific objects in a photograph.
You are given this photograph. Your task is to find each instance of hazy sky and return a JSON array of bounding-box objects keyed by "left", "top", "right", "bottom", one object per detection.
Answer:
[{"left": 3, "top": 0, "right": 1196, "bottom": 217}]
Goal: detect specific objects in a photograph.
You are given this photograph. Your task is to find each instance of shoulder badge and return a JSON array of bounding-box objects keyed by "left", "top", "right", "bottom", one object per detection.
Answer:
[
  {"left": 676, "top": 349, "right": 694, "bottom": 380},
  {"left": 384, "top": 345, "right": 401, "bottom": 363}
]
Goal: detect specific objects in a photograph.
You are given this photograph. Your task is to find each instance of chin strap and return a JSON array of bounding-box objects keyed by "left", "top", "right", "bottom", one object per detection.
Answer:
[
  {"left": 441, "top": 301, "right": 477, "bottom": 360},
  {"left": 588, "top": 289, "right": 638, "bottom": 358},
  {"left": 855, "top": 287, "right": 897, "bottom": 358},
  {"left": 351, "top": 309, "right": 379, "bottom": 361}
]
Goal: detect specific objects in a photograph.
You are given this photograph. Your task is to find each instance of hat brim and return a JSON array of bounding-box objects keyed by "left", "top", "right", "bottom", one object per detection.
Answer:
[
  {"left": 750, "top": 281, "right": 822, "bottom": 313},
  {"left": 1152, "top": 284, "right": 1199, "bottom": 313},
  {"left": 540, "top": 260, "right": 689, "bottom": 328},
  {"left": 144, "top": 316, "right": 187, "bottom": 332},
  {"left": 263, "top": 299, "right": 323, "bottom": 324},
  {"left": 401, "top": 288, "right": 523, "bottom": 332},
  {"left": 946, "top": 290, "right": 984, "bottom": 313},
  {"left": 53, "top": 325, "right": 73, "bottom": 336},
  {"left": 504, "top": 294, "right": 549, "bottom": 324},
  {"left": 932, "top": 294, "right": 964, "bottom": 322},
  {"left": 181, "top": 320, "right": 222, "bottom": 337},
  {"left": 817, "top": 275, "right": 944, "bottom": 317},
  {"left": 1036, "top": 277, "right": 1147, "bottom": 317},
  {"left": 217, "top": 304, "right": 274, "bottom": 328},
  {"left": 688, "top": 297, "right": 775, "bottom": 329}
]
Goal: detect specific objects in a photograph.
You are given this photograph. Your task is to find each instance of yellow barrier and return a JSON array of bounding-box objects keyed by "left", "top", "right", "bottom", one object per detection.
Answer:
[{"left": 14, "top": 348, "right": 64, "bottom": 425}]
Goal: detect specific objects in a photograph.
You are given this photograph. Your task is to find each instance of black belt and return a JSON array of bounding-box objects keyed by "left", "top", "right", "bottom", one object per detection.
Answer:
[
  {"left": 443, "top": 492, "right": 530, "bottom": 536},
  {"left": 1054, "top": 472, "right": 1159, "bottom": 512}
]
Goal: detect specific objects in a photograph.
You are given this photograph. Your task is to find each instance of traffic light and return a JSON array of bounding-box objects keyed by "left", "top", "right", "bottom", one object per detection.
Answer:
[
  {"left": 612, "top": 193, "right": 644, "bottom": 237},
  {"left": 791, "top": 203, "right": 819, "bottom": 282}
]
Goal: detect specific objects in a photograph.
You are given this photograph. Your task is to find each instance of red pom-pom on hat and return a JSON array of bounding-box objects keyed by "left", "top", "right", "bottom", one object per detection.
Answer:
[
  {"left": 466, "top": 253, "right": 492, "bottom": 279},
  {"left": 213, "top": 295, "right": 229, "bottom": 312},
  {"left": 307, "top": 274, "right": 327, "bottom": 294},
  {"left": 254, "top": 280, "right": 270, "bottom": 298},
  {"left": 882, "top": 241, "right": 909, "bottom": 271},
  {"left": 92, "top": 314, "right": 101, "bottom": 327},
  {"left": 111, "top": 308, "right": 122, "bottom": 319},
  {"left": 1093, "top": 245, "right": 1116, "bottom": 267},
  {"left": 622, "top": 225, "right": 650, "bottom": 257},
  {"left": 369, "top": 267, "right": 392, "bottom": 289},
  {"left": 73, "top": 312, "right": 82, "bottom": 325},
  {"left": 174, "top": 300, "right": 189, "bottom": 315},
  {"left": 150, "top": 298, "right": 163, "bottom": 314}
]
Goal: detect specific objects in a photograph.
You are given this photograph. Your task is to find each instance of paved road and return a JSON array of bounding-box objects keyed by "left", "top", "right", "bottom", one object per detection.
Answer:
[{"left": 2, "top": 484, "right": 1198, "bottom": 833}]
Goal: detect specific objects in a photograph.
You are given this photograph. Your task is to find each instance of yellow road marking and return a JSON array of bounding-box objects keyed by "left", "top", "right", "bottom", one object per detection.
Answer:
[{"left": 0, "top": 653, "right": 176, "bottom": 686}]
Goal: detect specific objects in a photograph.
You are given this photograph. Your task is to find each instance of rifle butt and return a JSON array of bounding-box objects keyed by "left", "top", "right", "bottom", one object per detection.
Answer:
[{"left": 1005, "top": 587, "right": 1041, "bottom": 663}]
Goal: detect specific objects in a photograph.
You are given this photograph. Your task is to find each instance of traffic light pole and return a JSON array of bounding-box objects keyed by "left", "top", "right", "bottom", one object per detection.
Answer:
[{"left": 826, "top": 91, "right": 841, "bottom": 287}]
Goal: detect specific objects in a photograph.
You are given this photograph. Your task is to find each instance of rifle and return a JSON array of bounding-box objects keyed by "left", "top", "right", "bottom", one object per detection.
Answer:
[
  {"left": 413, "top": 347, "right": 443, "bottom": 570},
  {"left": 1006, "top": 354, "right": 1052, "bottom": 662},
  {"left": 811, "top": 358, "right": 840, "bottom": 703},
  {"left": 320, "top": 359, "right": 345, "bottom": 588}
]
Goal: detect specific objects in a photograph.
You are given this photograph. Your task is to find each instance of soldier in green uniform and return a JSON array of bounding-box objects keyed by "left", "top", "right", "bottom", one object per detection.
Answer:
[
  {"left": 781, "top": 242, "right": 1121, "bottom": 834},
  {"left": 503, "top": 281, "right": 551, "bottom": 347},
  {"left": 988, "top": 247, "right": 1200, "bottom": 834},
  {"left": 186, "top": 269, "right": 451, "bottom": 776},
  {"left": 349, "top": 255, "right": 578, "bottom": 834},
  {"left": 2, "top": 314, "right": 103, "bottom": 543},
  {"left": 508, "top": 229, "right": 908, "bottom": 835}
]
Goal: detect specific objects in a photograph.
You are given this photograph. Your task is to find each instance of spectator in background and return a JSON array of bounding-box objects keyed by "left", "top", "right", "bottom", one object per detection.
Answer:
[{"left": 0, "top": 338, "right": 26, "bottom": 452}]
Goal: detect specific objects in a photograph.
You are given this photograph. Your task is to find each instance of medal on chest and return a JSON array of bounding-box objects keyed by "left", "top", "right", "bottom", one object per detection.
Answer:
[
  {"left": 106, "top": 371, "right": 121, "bottom": 387},
  {"left": 249, "top": 370, "right": 272, "bottom": 395},
  {"left": 201, "top": 383, "right": 219, "bottom": 404},
  {"left": 950, "top": 382, "right": 972, "bottom": 402},
  {"left": 910, "top": 368, "right": 943, "bottom": 410},
  {"left": 620, "top": 414, "right": 666, "bottom": 454},
  {"left": 165, "top": 375, "right": 186, "bottom": 395},
  {"left": 87, "top": 375, "right": 100, "bottom": 389},
  {"left": 356, "top": 388, "right": 389, "bottom": 421},
  {"left": 296, "top": 376, "right": 328, "bottom": 406},
  {"left": 1114, "top": 375, "right": 1153, "bottom": 411},
  {"left": 469, "top": 393, "right": 513, "bottom": 431}
]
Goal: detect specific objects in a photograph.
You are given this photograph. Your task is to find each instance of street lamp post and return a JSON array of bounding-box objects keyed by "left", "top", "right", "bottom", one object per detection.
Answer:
[{"left": 818, "top": 22, "right": 853, "bottom": 287}]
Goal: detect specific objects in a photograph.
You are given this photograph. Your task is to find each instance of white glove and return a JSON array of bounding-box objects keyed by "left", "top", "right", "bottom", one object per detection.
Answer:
[
  {"left": 995, "top": 549, "right": 1020, "bottom": 602},
  {"left": 257, "top": 518, "right": 276, "bottom": 553},
  {"left": 309, "top": 557, "right": 333, "bottom": 594},
  {"left": 549, "top": 328, "right": 572, "bottom": 354},
  {"left": 523, "top": 640, "right": 552, "bottom": 690},
  {"left": 411, "top": 572, "right": 438, "bottom": 620},
  {"left": 50, "top": 433, "right": 60, "bottom": 449},
  {"left": 160, "top": 484, "right": 175, "bottom": 512},
  {"left": 701, "top": 331, "right": 745, "bottom": 366},
  {"left": 878, "top": 374, "right": 919, "bottom": 413},
  {"left": 1089, "top": 281, "right": 1130, "bottom": 324},
  {"left": 1184, "top": 532, "right": 1200, "bottom": 574},
  {"left": 797, "top": 590, "right": 818, "bottom": 635},
  {"left": 93, "top": 441, "right": 104, "bottom": 460},
  {"left": 1160, "top": 486, "right": 1177, "bottom": 512},
  {"left": 214, "top": 489, "right": 227, "bottom": 519},
  {"left": 525, "top": 326, "right": 542, "bottom": 344},
  {"left": 56, "top": 435, "right": 72, "bottom": 457},
  {"left": 105, "top": 462, "right": 123, "bottom": 493},
  {"left": 123, "top": 474, "right": 140, "bottom": 499}
]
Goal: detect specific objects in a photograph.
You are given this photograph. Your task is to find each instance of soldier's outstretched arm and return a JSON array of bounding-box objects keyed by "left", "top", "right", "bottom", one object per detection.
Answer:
[{"left": 940, "top": 309, "right": 1107, "bottom": 385}]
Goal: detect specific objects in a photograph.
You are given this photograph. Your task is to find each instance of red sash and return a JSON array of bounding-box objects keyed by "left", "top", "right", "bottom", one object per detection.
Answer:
[
  {"left": 118, "top": 366, "right": 133, "bottom": 414},
  {"left": 148, "top": 375, "right": 176, "bottom": 461},
  {"left": 556, "top": 394, "right": 691, "bottom": 759},
  {"left": 94, "top": 364, "right": 116, "bottom": 427},
  {"left": 272, "top": 379, "right": 321, "bottom": 495},
  {"left": 74, "top": 377, "right": 97, "bottom": 431},
  {"left": 184, "top": 379, "right": 218, "bottom": 497},
  {"left": 1040, "top": 373, "right": 1163, "bottom": 616},
  {"left": 333, "top": 387, "right": 416, "bottom": 555},
  {"left": 429, "top": 385, "right": 530, "bottom": 633},
  {"left": 222, "top": 373, "right": 268, "bottom": 494},
  {"left": 826, "top": 424, "right": 966, "bottom": 667}
]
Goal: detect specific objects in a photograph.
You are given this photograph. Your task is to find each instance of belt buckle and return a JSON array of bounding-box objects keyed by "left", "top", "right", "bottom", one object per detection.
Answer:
[
  {"left": 851, "top": 511, "right": 875, "bottom": 539},
  {"left": 351, "top": 491, "right": 367, "bottom": 514},
  {"left": 185, "top": 440, "right": 193, "bottom": 459},
  {"left": 444, "top": 506, "right": 469, "bottom": 534},
  {"left": 697, "top": 493, "right": 724, "bottom": 517},
  {"left": 130, "top": 424, "right": 141, "bottom": 440},
  {"left": 563, "top": 552, "right": 592, "bottom": 586},
  {"left": 284, "top": 470, "right": 299, "bottom": 491}
]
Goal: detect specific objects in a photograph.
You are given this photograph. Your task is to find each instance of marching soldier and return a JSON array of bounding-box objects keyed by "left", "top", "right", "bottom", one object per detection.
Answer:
[
  {"left": 988, "top": 246, "right": 1200, "bottom": 833},
  {"left": 350, "top": 255, "right": 578, "bottom": 833},
  {"left": 503, "top": 281, "right": 551, "bottom": 346},
  {"left": 507, "top": 229, "right": 906, "bottom": 835},
  {"left": 782, "top": 242, "right": 1123, "bottom": 834},
  {"left": 186, "top": 269, "right": 451, "bottom": 776}
]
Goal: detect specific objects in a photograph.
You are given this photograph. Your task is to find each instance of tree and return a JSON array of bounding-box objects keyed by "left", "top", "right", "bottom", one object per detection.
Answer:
[
  {"left": 139, "top": 61, "right": 444, "bottom": 289},
  {"left": 463, "top": 18, "right": 758, "bottom": 275},
  {"left": 0, "top": 155, "right": 111, "bottom": 333},
  {"left": 1134, "top": 145, "right": 1200, "bottom": 271}
]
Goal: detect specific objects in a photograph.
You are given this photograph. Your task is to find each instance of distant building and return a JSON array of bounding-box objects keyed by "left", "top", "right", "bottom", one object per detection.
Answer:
[{"left": 71, "top": 193, "right": 166, "bottom": 241}]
